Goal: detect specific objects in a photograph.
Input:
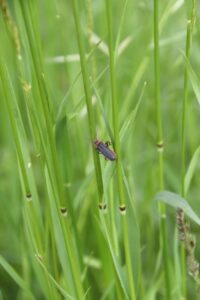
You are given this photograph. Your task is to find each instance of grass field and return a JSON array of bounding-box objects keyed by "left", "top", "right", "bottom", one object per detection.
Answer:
[{"left": 1, "top": 1, "right": 200, "bottom": 299}]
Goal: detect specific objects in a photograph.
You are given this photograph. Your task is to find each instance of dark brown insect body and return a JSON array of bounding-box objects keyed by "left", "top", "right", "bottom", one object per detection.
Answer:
[{"left": 94, "top": 140, "right": 117, "bottom": 161}]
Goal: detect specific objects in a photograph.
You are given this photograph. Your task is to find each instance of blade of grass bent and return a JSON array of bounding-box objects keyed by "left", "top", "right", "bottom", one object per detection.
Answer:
[
  {"left": 0, "top": 256, "right": 34, "bottom": 300},
  {"left": 184, "top": 145, "right": 200, "bottom": 195}
]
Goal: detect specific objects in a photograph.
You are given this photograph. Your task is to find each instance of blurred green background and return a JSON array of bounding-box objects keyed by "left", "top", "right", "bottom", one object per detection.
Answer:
[{"left": 1, "top": 1, "right": 200, "bottom": 299}]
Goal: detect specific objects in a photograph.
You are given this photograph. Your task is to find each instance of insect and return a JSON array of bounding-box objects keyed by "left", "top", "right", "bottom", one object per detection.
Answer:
[{"left": 94, "top": 139, "right": 117, "bottom": 161}]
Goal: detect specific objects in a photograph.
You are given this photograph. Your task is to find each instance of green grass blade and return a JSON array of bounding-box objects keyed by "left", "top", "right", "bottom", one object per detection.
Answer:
[
  {"left": 114, "top": 0, "right": 129, "bottom": 59},
  {"left": 184, "top": 145, "right": 200, "bottom": 195},
  {"left": 155, "top": 191, "right": 200, "bottom": 225},
  {"left": 99, "top": 215, "right": 129, "bottom": 299},
  {"left": 0, "top": 256, "right": 34, "bottom": 299},
  {"left": 181, "top": 52, "right": 200, "bottom": 105},
  {"left": 36, "top": 256, "right": 75, "bottom": 300},
  {"left": 120, "top": 81, "right": 146, "bottom": 142}
]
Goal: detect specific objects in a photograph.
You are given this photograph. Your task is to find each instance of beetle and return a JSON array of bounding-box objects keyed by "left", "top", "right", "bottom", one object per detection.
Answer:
[{"left": 94, "top": 139, "right": 117, "bottom": 161}]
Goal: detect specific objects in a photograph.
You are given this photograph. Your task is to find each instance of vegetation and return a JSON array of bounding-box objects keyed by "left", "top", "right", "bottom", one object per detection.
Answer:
[{"left": 0, "top": 1, "right": 200, "bottom": 299}]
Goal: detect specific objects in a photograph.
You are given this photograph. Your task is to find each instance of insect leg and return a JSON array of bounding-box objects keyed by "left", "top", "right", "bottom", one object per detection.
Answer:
[{"left": 105, "top": 141, "right": 111, "bottom": 148}]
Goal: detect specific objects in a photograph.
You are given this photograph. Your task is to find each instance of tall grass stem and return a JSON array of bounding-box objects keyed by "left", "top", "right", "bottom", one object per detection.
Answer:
[
  {"left": 71, "top": 0, "right": 104, "bottom": 204},
  {"left": 106, "top": 1, "right": 136, "bottom": 299},
  {"left": 154, "top": 1, "right": 171, "bottom": 299},
  {"left": 180, "top": 0, "right": 196, "bottom": 295}
]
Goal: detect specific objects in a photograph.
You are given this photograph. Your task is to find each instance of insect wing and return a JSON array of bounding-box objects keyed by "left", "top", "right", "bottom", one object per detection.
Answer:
[{"left": 97, "top": 142, "right": 116, "bottom": 161}]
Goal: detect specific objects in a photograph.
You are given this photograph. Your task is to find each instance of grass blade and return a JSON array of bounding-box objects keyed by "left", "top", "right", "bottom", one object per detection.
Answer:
[
  {"left": 184, "top": 145, "right": 200, "bottom": 195},
  {"left": 0, "top": 256, "right": 34, "bottom": 299},
  {"left": 155, "top": 191, "right": 200, "bottom": 225}
]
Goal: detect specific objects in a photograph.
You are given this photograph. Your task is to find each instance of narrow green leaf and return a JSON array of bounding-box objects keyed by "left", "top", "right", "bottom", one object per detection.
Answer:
[
  {"left": 100, "top": 281, "right": 115, "bottom": 300},
  {"left": 0, "top": 256, "right": 34, "bottom": 299},
  {"left": 101, "top": 82, "right": 146, "bottom": 192},
  {"left": 120, "top": 81, "right": 146, "bottom": 142},
  {"left": 143, "top": 275, "right": 162, "bottom": 300},
  {"left": 121, "top": 167, "right": 141, "bottom": 290},
  {"left": 184, "top": 145, "right": 200, "bottom": 194},
  {"left": 36, "top": 256, "right": 75, "bottom": 300},
  {"left": 123, "top": 57, "right": 148, "bottom": 117},
  {"left": 181, "top": 51, "right": 200, "bottom": 105},
  {"left": 114, "top": 0, "right": 129, "bottom": 59},
  {"left": 44, "top": 168, "right": 76, "bottom": 296},
  {"left": 90, "top": 78, "right": 114, "bottom": 142},
  {"left": 155, "top": 191, "right": 200, "bottom": 225},
  {"left": 99, "top": 214, "right": 129, "bottom": 299},
  {"left": 56, "top": 70, "right": 82, "bottom": 122}
]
